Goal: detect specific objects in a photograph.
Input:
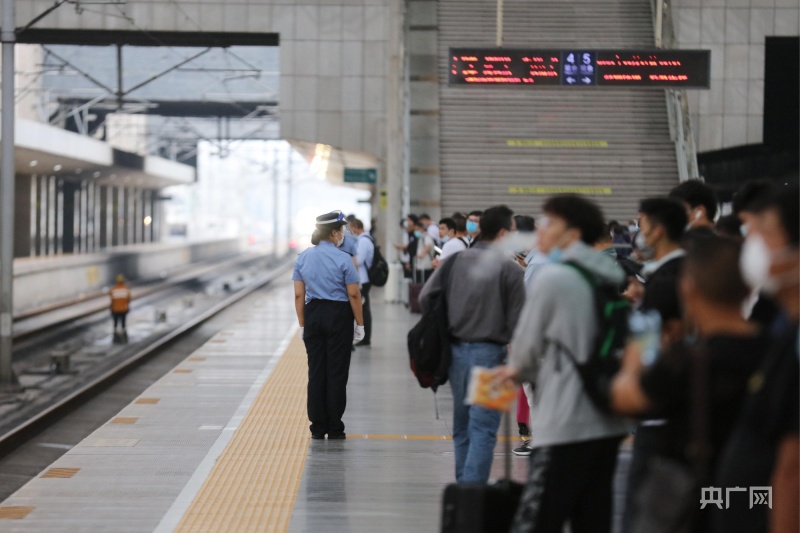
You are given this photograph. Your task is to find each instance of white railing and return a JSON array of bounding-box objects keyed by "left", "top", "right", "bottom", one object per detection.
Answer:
[{"left": 653, "top": 0, "right": 700, "bottom": 182}]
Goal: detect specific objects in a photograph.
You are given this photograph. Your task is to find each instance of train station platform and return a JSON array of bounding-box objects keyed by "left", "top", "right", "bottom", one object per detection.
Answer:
[{"left": 0, "top": 280, "right": 625, "bottom": 532}]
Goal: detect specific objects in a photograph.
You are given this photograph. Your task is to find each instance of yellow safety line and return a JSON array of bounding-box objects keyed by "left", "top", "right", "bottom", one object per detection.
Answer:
[{"left": 175, "top": 333, "right": 310, "bottom": 533}]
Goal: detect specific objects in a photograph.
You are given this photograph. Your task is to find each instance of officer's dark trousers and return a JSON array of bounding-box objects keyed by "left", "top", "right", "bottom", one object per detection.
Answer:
[
  {"left": 303, "top": 299, "right": 354, "bottom": 437},
  {"left": 360, "top": 283, "right": 372, "bottom": 344}
]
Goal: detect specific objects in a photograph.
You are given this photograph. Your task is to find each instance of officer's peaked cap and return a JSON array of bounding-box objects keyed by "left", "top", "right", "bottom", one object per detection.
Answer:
[{"left": 316, "top": 210, "right": 347, "bottom": 227}]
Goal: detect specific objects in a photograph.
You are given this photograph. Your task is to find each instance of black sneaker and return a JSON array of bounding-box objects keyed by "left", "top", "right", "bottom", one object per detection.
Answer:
[
  {"left": 327, "top": 433, "right": 347, "bottom": 440},
  {"left": 512, "top": 440, "right": 532, "bottom": 456}
]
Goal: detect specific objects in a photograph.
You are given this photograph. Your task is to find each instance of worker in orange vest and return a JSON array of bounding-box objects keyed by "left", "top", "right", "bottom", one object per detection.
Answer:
[{"left": 110, "top": 274, "right": 131, "bottom": 335}]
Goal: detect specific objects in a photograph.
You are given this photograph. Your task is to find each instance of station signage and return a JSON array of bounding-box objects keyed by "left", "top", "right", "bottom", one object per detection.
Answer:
[
  {"left": 448, "top": 48, "right": 710, "bottom": 89},
  {"left": 344, "top": 168, "right": 377, "bottom": 184}
]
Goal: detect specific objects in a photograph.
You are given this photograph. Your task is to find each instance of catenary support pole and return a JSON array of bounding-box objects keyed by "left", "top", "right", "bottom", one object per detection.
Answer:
[{"left": 0, "top": 0, "right": 16, "bottom": 387}]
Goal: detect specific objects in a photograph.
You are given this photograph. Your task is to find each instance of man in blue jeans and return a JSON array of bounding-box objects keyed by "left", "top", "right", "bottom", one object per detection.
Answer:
[{"left": 420, "top": 205, "right": 526, "bottom": 483}]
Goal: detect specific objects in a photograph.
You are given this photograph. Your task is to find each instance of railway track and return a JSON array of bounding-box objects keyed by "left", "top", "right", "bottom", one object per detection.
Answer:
[{"left": 0, "top": 256, "right": 293, "bottom": 458}]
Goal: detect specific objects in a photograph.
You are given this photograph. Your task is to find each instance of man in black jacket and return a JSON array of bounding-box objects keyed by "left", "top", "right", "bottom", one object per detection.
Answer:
[{"left": 622, "top": 197, "right": 688, "bottom": 533}]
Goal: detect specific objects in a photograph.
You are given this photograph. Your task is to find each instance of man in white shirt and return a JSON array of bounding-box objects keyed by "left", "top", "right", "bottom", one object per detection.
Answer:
[
  {"left": 420, "top": 214, "right": 441, "bottom": 246},
  {"left": 435, "top": 216, "right": 470, "bottom": 268},
  {"left": 350, "top": 218, "right": 375, "bottom": 347}
]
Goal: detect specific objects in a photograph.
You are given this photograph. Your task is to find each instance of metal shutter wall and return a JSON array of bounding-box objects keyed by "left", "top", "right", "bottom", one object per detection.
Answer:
[{"left": 438, "top": 0, "right": 679, "bottom": 221}]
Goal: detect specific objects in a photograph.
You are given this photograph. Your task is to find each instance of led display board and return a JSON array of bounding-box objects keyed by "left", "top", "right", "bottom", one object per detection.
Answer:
[{"left": 449, "top": 48, "right": 710, "bottom": 89}]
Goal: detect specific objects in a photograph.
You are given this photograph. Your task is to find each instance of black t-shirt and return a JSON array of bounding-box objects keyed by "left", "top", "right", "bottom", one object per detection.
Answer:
[
  {"left": 641, "top": 256, "right": 684, "bottom": 323},
  {"left": 710, "top": 328, "right": 799, "bottom": 533},
  {"left": 639, "top": 333, "right": 770, "bottom": 468}
]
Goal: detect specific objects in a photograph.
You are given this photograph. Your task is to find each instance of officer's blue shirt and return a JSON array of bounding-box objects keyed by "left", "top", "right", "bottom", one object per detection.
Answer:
[
  {"left": 292, "top": 241, "right": 360, "bottom": 303},
  {"left": 341, "top": 235, "right": 358, "bottom": 256}
]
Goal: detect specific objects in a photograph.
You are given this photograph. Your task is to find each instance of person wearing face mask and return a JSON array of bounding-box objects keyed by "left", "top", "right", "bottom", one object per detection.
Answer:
[
  {"left": 732, "top": 180, "right": 783, "bottom": 328},
  {"left": 433, "top": 217, "right": 469, "bottom": 268},
  {"left": 620, "top": 197, "right": 688, "bottom": 533},
  {"left": 413, "top": 217, "right": 436, "bottom": 283},
  {"left": 492, "top": 195, "right": 628, "bottom": 533},
  {"left": 612, "top": 236, "right": 769, "bottom": 533},
  {"left": 713, "top": 186, "right": 799, "bottom": 533},
  {"left": 419, "top": 205, "right": 525, "bottom": 484},
  {"left": 669, "top": 180, "right": 718, "bottom": 248},
  {"left": 293, "top": 211, "right": 365, "bottom": 440},
  {"left": 466, "top": 210, "right": 482, "bottom": 247}
]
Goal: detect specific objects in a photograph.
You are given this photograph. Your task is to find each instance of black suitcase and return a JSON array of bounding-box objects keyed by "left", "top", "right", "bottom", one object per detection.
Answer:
[
  {"left": 408, "top": 265, "right": 425, "bottom": 314},
  {"left": 440, "top": 412, "right": 524, "bottom": 532}
]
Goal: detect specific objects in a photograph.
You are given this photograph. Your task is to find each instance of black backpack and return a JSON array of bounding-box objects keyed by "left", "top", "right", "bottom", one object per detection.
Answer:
[
  {"left": 365, "top": 236, "right": 389, "bottom": 287},
  {"left": 559, "top": 261, "right": 631, "bottom": 413},
  {"left": 407, "top": 255, "right": 458, "bottom": 392}
]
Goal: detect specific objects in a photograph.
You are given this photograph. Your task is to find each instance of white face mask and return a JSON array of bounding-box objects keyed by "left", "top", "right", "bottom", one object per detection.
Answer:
[
  {"left": 336, "top": 231, "right": 345, "bottom": 247},
  {"left": 634, "top": 231, "right": 647, "bottom": 250},
  {"left": 740, "top": 234, "right": 773, "bottom": 293}
]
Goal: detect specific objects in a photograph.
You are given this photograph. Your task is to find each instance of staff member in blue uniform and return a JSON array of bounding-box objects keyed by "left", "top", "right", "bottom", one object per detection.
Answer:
[{"left": 293, "top": 210, "right": 365, "bottom": 439}]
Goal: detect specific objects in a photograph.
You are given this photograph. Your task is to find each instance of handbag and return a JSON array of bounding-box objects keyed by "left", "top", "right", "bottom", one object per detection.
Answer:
[{"left": 632, "top": 343, "right": 711, "bottom": 533}]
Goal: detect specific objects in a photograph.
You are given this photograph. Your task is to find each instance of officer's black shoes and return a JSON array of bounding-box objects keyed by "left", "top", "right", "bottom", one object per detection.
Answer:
[
  {"left": 327, "top": 433, "right": 347, "bottom": 440},
  {"left": 311, "top": 433, "right": 326, "bottom": 440},
  {"left": 354, "top": 341, "right": 371, "bottom": 348}
]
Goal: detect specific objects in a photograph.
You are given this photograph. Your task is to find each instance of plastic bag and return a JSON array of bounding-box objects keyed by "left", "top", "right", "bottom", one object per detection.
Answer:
[{"left": 466, "top": 366, "right": 517, "bottom": 411}]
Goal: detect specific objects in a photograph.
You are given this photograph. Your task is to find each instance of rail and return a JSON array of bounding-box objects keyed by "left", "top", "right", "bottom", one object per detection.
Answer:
[
  {"left": 653, "top": 0, "right": 700, "bottom": 183},
  {"left": 0, "top": 257, "right": 294, "bottom": 456}
]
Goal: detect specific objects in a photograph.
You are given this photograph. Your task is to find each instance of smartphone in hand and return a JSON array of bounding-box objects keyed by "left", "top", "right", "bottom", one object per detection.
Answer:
[{"left": 628, "top": 310, "right": 662, "bottom": 366}]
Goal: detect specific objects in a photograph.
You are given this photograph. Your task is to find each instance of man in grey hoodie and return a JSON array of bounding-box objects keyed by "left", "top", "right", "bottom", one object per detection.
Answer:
[{"left": 494, "top": 195, "right": 628, "bottom": 533}]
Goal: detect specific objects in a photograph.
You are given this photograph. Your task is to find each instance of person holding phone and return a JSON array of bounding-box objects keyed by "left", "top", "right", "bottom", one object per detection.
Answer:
[{"left": 611, "top": 236, "right": 769, "bottom": 532}]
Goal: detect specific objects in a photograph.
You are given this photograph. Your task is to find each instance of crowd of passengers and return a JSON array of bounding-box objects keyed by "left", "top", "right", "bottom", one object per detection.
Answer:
[{"left": 400, "top": 180, "right": 798, "bottom": 533}]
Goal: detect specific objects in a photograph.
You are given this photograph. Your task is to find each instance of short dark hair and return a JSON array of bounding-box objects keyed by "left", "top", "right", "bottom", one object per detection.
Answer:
[
  {"left": 715, "top": 214, "right": 742, "bottom": 239},
  {"left": 468, "top": 210, "right": 483, "bottom": 219},
  {"left": 683, "top": 236, "right": 750, "bottom": 307},
  {"left": 639, "top": 197, "right": 688, "bottom": 243},
  {"left": 345, "top": 214, "right": 356, "bottom": 222},
  {"left": 452, "top": 214, "right": 467, "bottom": 233},
  {"left": 733, "top": 180, "right": 777, "bottom": 215},
  {"left": 596, "top": 222, "right": 613, "bottom": 244},
  {"left": 669, "top": 180, "right": 718, "bottom": 220},
  {"left": 751, "top": 185, "right": 800, "bottom": 246},
  {"left": 420, "top": 213, "right": 431, "bottom": 221},
  {"left": 542, "top": 195, "right": 605, "bottom": 245},
  {"left": 451, "top": 212, "right": 465, "bottom": 219},
  {"left": 480, "top": 205, "right": 514, "bottom": 240},
  {"left": 439, "top": 218, "right": 456, "bottom": 231},
  {"left": 406, "top": 214, "right": 420, "bottom": 227},
  {"left": 349, "top": 218, "right": 364, "bottom": 230},
  {"left": 514, "top": 215, "right": 535, "bottom": 232}
]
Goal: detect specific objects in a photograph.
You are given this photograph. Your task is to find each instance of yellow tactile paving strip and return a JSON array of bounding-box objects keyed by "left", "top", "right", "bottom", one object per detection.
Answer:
[{"left": 174, "top": 333, "right": 310, "bottom": 533}]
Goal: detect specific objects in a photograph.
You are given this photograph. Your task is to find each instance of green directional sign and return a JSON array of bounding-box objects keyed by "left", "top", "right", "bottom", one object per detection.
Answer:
[{"left": 344, "top": 168, "right": 377, "bottom": 184}]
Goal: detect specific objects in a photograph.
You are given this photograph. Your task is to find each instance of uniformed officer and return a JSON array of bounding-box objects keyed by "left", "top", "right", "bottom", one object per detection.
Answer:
[{"left": 293, "top": 210, "right": 365, "bottom": 439}]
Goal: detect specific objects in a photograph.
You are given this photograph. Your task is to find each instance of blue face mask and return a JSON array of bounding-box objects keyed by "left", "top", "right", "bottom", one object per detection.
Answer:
[
  {"left": 548, "top": 247, "right": 564, "bottom": 263},
  {"left": 442, "top": 236, "right": 450, "bottom": 243},
  {"left": 466, "top": 221, "right": 479, "bottom": 233},
  {"left": 414, "top": 230, "right": 422, "bottom": 238}
]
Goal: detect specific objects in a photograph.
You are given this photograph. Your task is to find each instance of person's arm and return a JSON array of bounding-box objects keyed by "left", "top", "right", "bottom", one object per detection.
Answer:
[
  {"left": 294, "top": 281, "right": 305, "bottom": 326},
  {"left": 771, "top": 435, "right": 799, "bottom": 533},
  {"left": 355, "top": 237, "right": 368, "bottom": 267},
  {"left": 418, "top": 260, "right": 445, "bottom": 311},
  {"left": 417, "top": 236, "right": 433, "bottom": 259},
  {"left": 611, "top": 343, "right": 653, "bottom": 415},
  {"left": 346, "top": 282, "right": 364, "bottom": 325}
]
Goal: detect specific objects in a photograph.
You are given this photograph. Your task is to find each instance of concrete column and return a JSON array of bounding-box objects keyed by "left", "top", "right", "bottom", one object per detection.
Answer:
[
  {"left": 14, "top": 174, "right": 32, "bottom": 258},
  {"left": 61, "top": 181, "right": 77, "bottom": 254},
  {"left": 126, "top": 187, "right": 134, "bottom": 245},
  {"left": 384, "top": 0, "right": 408, "bottom": 259},
  {"left": 54, "top": 178, "right": 61, "bottom": 255},
  {"left": 32, "top": 175, "right": 40, "bottom": 256}
]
